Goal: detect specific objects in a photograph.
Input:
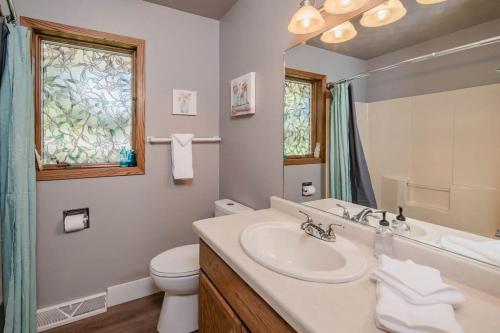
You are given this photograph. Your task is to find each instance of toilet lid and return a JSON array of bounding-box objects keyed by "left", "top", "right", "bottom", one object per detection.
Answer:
[{"left": 150, "top": 244, "right": 199, "bottom": 278}]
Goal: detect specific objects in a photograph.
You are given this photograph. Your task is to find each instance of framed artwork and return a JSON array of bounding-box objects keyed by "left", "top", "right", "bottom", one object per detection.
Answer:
[
  {"left": 231, "top": 72, "right": 255, "bottom": 117},
  {"left": 173, "top": 89, "right": 197, "bottom": 116}
]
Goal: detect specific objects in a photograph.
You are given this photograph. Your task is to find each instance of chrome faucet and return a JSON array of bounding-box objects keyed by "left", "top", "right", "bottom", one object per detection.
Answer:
[
  {"left": 298, "top": 211, "right": 344, "bottom": 242},
  {"left": 352, "top": 208, "right": 373, "bottom": 225}
]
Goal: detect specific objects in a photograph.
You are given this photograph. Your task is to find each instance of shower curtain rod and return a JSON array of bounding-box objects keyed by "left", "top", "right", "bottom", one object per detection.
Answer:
[
  {"left": 328, "top": 35, "right": 500, "bottom": 87},
  {"left": 2, "top": 0, "right": 18, "bottom": 24}
]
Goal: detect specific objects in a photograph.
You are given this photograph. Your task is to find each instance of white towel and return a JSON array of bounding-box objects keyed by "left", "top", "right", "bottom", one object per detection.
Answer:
[
  {"left": 171, "top": 134, "right": 194, "bottom": 180},
  {"left": 376, "top": 284, "right": 464, "bottom": 333},
  {"left": 372, "top": 255, "right": 464, "bottom": 306},
  {"left": 440, "top": 235, "right": 500, "bottom": 266}
]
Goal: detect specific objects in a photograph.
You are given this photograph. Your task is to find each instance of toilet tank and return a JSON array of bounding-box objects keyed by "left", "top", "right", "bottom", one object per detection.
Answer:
[{"left": 214, "top": 199, "right": 254, "bottom": 217}]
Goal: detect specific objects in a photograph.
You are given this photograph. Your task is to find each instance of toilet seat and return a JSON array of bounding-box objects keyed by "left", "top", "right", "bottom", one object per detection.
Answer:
[{"left": 150, "top": 244, "right": 199, "bottom": 278}]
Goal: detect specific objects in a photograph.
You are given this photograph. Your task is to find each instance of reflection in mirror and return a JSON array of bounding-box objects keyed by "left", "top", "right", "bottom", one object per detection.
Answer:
[{"left": 283, "top": 0, "right": 500, "bottom": 267}]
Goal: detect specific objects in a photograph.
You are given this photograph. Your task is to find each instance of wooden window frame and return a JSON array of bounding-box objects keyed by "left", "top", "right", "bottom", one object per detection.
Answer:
[
  {"left": 21, "top": 17, "right": 145, "bottom": 181},
  {"left": 284, "top": 68, "right": 326, "bottom": 166}
]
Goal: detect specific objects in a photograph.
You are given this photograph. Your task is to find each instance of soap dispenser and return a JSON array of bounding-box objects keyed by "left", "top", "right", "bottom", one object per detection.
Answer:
[
  {"left": 374, "top": 211, "right": 394, "bottom": 258},
  {"left": 392, "top": 206, "right": 410, "bottom": 236}
]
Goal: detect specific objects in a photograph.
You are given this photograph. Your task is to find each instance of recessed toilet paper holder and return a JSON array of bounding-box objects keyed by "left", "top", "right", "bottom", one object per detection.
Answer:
[
  {"left": 302, "top": 182, "right": 316, "bottom": 197},
  {"left": 63, "top": 208, "right": 90, "bottom": 233}
]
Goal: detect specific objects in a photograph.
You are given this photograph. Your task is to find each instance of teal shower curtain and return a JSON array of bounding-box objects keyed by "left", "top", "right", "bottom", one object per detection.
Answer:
[
  {"left": 0, "top": 23, "right": 37, "bottom": 333},
  {"left": 329, "top": 83, "right": 352, "bottom": 201}
]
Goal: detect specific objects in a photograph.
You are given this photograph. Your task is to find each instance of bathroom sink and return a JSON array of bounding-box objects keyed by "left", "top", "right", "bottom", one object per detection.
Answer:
[{"left": 240, "top": 221, "right": 367, "bottom": 283}]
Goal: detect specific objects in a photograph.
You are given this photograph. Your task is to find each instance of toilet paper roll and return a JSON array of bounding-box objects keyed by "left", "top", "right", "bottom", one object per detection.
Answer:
[
  {"left": 302, "top": 185, "right": 316, "bottom": 196},
  {"left": 64, "top": 214, "right": 86, "bottom": 233}
]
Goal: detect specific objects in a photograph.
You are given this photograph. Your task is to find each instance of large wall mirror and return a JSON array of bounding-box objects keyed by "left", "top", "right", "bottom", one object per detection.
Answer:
[{"left": 283, "top": 0, "right": 500, "bottom": 267}]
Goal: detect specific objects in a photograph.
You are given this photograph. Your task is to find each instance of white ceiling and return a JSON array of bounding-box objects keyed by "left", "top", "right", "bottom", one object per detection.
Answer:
[{"left": 144, "top": 0, "right": 239, "bottom": 19}]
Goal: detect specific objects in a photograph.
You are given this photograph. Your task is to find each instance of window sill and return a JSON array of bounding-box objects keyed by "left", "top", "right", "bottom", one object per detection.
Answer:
[
  {"left": 36, "top": 166, "right": 145, "bottom": 181},
  {"left": 284, "top": 157, "right": 322, "bottom": 166}
]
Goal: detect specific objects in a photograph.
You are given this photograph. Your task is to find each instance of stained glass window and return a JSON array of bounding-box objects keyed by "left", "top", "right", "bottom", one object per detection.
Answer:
[
  {"left": 41, "top": 40, "right": 133, "bottom": 165},
  {"left": 284, "top": 78, "right": 313, "bottom": 157}
]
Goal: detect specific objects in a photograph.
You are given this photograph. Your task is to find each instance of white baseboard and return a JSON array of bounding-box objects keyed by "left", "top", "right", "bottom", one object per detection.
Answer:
[{"left": 107, "top": 277, "right": 160, "bottom": 307}]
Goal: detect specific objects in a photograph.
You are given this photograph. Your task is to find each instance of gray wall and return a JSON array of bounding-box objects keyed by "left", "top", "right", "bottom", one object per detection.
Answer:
[
  {"left": 367, "top": 18, "right": 500, "bottom": 102},
  {"left": 10, "top": 0, "right": 220, "bottom": 307},
  {"left": 285, "top": 44, "right": 367, "bottom": 102},
  {"left": 218, "top": 0, "right": 381, "bottom": 209},
  {"left": 219, "top": 0, "right": 295, "bottom": 209},
  {"left": 283, "top": 164, "right": 325, "bottom": 203}
]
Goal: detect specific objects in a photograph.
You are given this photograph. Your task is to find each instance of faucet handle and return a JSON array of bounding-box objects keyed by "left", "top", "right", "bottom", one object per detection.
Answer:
[
  {"left": 336, "top": 204, "right": 351, "bottom": 219},
  {"left": 326, "top": 223, "right": 344, "bottom": 233},
  {"left": 298, "top": 210, "right": 313, "bottom": 229},
  {"left": 298, "top": 210, "right": 312, "bottom": 222},
  {"left": 364, "top": 210, "right": 385, "bottom": 221},
  {"left": 324, "top": 223, "right": 344, "bottom": 241}
]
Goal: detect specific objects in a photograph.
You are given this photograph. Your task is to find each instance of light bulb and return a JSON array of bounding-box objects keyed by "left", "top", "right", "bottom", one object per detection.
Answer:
[
  {"left": 339, "top": 0, "right": 352, "bottom": 7},
  {"left": 360, "top": 0, "right": 406, "bottom": 28},
  {"left": 320, "top": 21, "right": 357, "bottom": 44},
  {"left": 302, "top": 14, "right": 311, "bottom": 28},
  {"left": 377, "top": 8, "right": 388, "bottom": 21},
  {"left": 288, "top": 0, "right": 325, "bottom": 34},
  {"left": 324, "top": 0, "right": 369, "bottom": 14}
]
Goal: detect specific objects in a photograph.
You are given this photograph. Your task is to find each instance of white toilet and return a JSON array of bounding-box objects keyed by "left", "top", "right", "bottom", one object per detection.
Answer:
[{"left": 150, "top": 199, "right": 254, "bottom": 333}]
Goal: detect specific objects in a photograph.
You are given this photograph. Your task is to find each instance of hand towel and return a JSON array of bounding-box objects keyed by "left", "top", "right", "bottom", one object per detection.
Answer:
[
  {"left": 171, "top": 134, "right": 194, "bottom": 180},
  {"left": 376, "top": 284, "right": 464, "bottom": 333},
  {"left": 440, "top": 235, "right": 500, "bottom": 266},
  {"left": 372, "top": 255, "right": 464, "bottom": 306}
]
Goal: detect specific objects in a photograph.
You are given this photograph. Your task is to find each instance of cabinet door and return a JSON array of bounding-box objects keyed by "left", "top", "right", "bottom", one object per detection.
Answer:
[{"left": 200, "top": 272, "right": 243, "bottom": 333}]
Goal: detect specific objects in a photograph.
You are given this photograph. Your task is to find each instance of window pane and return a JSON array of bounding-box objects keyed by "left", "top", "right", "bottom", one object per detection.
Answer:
[
  {"left": 41, "top": 40, "right": 133, "bottom": 164},
  {"left": 284, "top": 79, "right": 313, "bottom": 157}
]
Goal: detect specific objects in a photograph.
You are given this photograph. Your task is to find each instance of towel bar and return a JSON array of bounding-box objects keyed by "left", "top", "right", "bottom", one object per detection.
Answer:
[
  {"left": 147, "top": 136, "right": 221, "bottom": 144},
  {"left": 406, "top": 181, "right": 450, "bottom": 193}
]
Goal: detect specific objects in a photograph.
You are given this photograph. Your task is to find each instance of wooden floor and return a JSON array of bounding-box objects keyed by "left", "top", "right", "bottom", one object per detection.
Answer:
[{"left": 46, "top": 293, "right": 163, "bottom": 333}]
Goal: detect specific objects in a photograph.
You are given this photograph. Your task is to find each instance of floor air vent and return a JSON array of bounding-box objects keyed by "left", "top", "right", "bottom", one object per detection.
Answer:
[{"left": 37, "top": 293, "right": 107, "bottom": 332}]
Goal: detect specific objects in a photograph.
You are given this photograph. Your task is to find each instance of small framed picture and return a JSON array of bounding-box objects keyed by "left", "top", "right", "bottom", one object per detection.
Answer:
[
  {"left": 173, "top": 89, "right": 197, "bottom": 116},
  {"left": 231, "top": 72, "right": 255, "bottom": 117}
]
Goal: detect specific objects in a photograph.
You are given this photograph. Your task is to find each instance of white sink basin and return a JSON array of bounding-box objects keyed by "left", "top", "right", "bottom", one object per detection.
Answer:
[{"left": 240, "top": 221, "right": 367, "bottom": 283}]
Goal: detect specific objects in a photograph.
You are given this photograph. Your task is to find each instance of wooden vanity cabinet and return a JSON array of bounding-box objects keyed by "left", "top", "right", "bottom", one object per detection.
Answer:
[
  {"left": 200, "top": 273, "right": 244, "bottom": 333},
  {"left": 199, "top": 240, "right": 296, "bottom": 333}
]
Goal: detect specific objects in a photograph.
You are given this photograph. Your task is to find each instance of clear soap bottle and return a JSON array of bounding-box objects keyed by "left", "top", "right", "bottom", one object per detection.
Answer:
[
  {"left": 392, "top": 206, "right": 410, "bottom": 236},
  {"left": 374, "top": 211, "right": 394, "bottom": 258}
]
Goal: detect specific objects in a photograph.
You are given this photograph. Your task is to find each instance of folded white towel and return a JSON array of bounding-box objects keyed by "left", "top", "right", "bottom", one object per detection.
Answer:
[
  {"left": 372, "top": 255, "right": 464, "bottom": 306},
  {"left": 171, "top": 134, "right": 194, "bottom": 180},
  {"left": 440, "top": 235, "right": 500, "bottom": 266},
  {"left": 376, "top": 284, "right": 464, "bottom": 333}
]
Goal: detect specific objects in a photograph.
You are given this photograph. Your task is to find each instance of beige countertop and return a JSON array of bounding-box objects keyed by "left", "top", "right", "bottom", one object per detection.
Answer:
[{"left": 193, "top": 208, "right": 500, "bottom": 333}]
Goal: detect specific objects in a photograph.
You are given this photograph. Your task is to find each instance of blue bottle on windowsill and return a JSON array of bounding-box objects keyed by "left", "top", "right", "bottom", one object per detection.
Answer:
[
  {"left": 128, "top": 149, "right": 137, "bottom": 167},
  {"left": 119, "top": 147, "right": 129, "bottom": 167}
]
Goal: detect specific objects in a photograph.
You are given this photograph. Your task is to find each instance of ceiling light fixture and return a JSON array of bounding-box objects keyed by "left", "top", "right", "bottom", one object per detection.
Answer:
[
  {"left": 416, "top": 0, "right": 447, "bottom": 4},
  {"left": 324, "top": 0, "right": 370, "bottom": 14},
  {"left": 320, "top": 21, "right": 358, "bottom": 43},
  {"left": 360, "top": 0, "right": 407, "bottom": 27},
  {"left": 288, "top": 0, "right": 325, "bottom": 35}
]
